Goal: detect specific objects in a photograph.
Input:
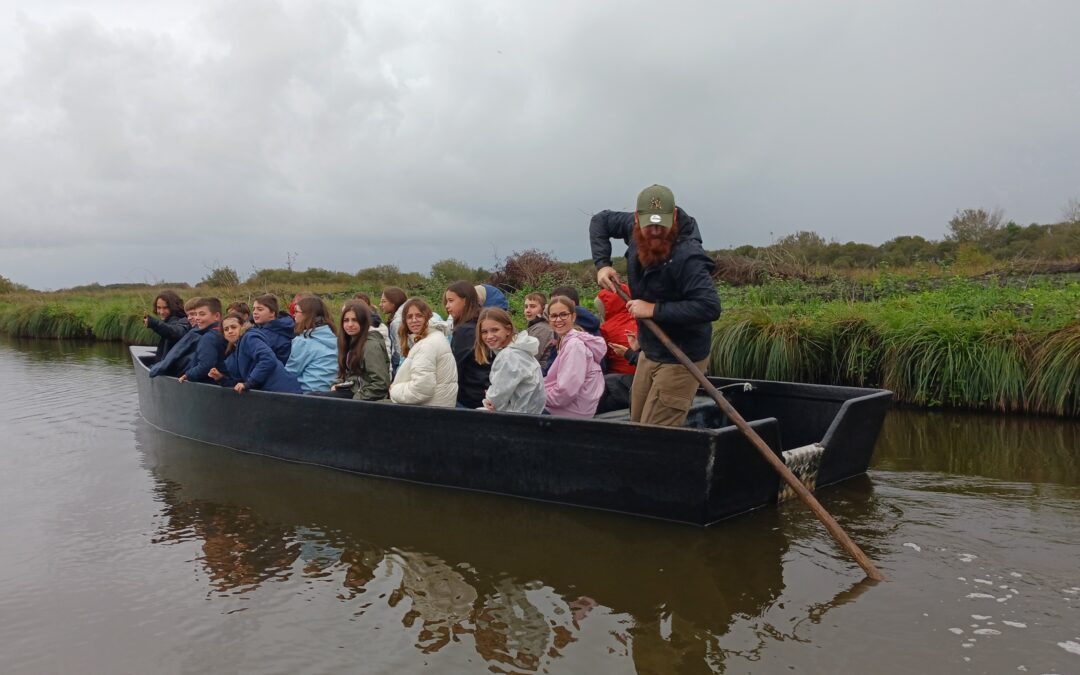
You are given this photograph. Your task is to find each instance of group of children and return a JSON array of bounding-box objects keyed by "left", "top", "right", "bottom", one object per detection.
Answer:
[{"left": 145, "top": 281, "right": 641, "bottom": 418}]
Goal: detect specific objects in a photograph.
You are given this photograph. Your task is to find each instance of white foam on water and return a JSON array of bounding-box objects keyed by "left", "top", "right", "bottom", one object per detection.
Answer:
[
  {"left": 958, "top": 576, "right": 967, "bottom": 581},
  {"left": 963, "top": 656, "right": 971, "bottom": 662},
  {"left": 997, "top": 597, "right": 1009, "bottom": 603},
  {"left": 958, "top": 553, "right": 978, "bottom": 562},
  {"left": 974, "top": 578, "right": 993, "bottom": 585},
  {"left": 970, "top": 623, "right": 979, "bottom": 628},
  {"left": 1010, "top": 572, "right": 1022, "bottom": 578},
  {"left": 1063, "top": 588, "right": 1079, "bottom": 595},
  {"left": 1017, "top": 667, "right": 1027, "bottom": 672},
  {"left": 903, "top": 542, "right": 921, "bottom": 552},
  {"left": 967, "top": 593, "right": 996, "bottom": 599},
  {"left": 974, "top": 629, "right": 1001, "bottom": 635},
  {"left": 1002, "top": 621, "right": 1027, "bottom": 628},
  {"left": 972, "top": 614, "right": 992, "bottom": 620},
  {"left": 1058, "top": 640, "right": 1080, "bottom": 655},
  {"left": 1010, "top": 588, "right": 1019, "bottom": 595},
  {"left": 1000, "top": 585, "right": 1009, "bottom": 589},
  {"left": 962, "top": 643, "right": 974, "bottom": 649},
  {"left": 949, "top": 627, "right": 964, "bottom": 635}
]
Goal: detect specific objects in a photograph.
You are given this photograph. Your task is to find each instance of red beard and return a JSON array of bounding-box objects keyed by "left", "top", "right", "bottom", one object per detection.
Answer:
[{"left": 634, "top": 216, "right": 678, "bottom": 268}]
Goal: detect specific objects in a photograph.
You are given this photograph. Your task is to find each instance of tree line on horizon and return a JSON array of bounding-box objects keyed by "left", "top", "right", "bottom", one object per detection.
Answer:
[{"left": 4, "top": 203, "right": 1079, "bottom": 295}]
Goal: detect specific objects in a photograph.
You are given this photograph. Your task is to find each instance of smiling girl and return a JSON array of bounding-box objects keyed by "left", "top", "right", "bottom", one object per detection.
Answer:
[
  {"left": 542, "top": 296, "right": 607, "bottom": 418},
  {"left": 144, "top": 290, "right": 190, "bottom": 363},
  {"left": 475, "top": 308, "right": 545, "bottom": 414}
]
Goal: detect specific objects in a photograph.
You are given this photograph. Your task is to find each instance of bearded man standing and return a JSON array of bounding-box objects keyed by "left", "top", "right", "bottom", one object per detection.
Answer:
[{"left": 590, "top": 185, "right": 721, "bottom": 426}]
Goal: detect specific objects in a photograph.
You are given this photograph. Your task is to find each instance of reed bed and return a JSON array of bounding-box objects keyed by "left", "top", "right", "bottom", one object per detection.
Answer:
[
  {"left": 710, "top": 279, "right": 1080, "bottom": 416},
  {"left": 0, "top": 299, "right": 156, "bottom": 343}
]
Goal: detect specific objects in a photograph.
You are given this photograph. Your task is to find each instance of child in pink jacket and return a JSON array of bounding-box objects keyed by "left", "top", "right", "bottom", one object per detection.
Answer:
[{"left": 543, "top": 296, "right": 608, "bottom": 418}]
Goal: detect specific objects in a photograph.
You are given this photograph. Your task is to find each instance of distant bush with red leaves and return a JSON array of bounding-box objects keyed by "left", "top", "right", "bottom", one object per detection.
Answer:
[{"left": 489, "top": 249, "right": 571, "bottom": 290}]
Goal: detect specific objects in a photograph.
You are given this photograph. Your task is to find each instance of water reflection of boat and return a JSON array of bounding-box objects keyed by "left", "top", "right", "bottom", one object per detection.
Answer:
[
  {"left": 140, "top": 420, "right": 884, "bottom": 671},
  {"left": 138, "top": 420, "right": 811, "bottom": 671},
  {"left": 131, "top": 346, "right": 891, "bottom": 525}
]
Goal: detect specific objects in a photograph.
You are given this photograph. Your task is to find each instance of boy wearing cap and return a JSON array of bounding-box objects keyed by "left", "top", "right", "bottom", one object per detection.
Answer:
[{"left": 589, "top": 185, "right": 721, "bottom": 426}]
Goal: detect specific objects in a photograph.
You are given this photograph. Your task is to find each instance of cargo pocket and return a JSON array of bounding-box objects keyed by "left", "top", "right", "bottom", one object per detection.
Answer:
[{"left": 649, "top": 389, "right": 693, "bottom": 426}]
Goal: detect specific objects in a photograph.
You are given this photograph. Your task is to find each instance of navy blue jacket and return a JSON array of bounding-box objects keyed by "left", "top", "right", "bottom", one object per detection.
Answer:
[
  {"left": 184, "top": 323, "right": 228, "bottom": 383},
  {"left": 590, "top": 208, "right": 721, "bottom": 363},
  {"left": 574, "top": 307, "right": 602, "bottom": 336},
  {"left": 223, "top": 331, "right": 302, "bottom": 394},
  {"left": 255, "top": 314, "right": 295, "bottom": 365},
  {"left": 479, "top": 284, "right": 510, "bottom": 311},
  {"left": 147, "top": 314, "right": 191, "bottom": 362},
  {"left": 148, "top": 327, "right": 202, "bottom": 378},
  {"left": 450, "top": 319, "right": 491, "bottom": 409}
]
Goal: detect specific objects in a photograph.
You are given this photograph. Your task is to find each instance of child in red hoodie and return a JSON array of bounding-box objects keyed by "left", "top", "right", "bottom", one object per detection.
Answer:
[{"left": 598, "top": 283, "right": 638, "bottom": 375}]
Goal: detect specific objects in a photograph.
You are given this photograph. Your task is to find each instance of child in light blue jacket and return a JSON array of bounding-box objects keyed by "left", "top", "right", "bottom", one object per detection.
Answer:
[{"left": 285, "top": 297, "right": 339, "bottom": 393}]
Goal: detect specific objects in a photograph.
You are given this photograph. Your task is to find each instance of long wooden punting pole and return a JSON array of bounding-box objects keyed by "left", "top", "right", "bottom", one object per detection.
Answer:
[{"left": 615, "top": 286, "right": 885, "bottom": 581}]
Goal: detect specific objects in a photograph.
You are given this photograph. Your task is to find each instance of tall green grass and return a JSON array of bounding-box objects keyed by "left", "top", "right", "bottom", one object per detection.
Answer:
[
  {"left": 0, "top": 303, "right": 92, "bottom": 339},
  {"left": 92, "top": 307, "right": 158, "bottom": 344},
  {"left": 1030, "top": 325, "right": 1080, "bottom": 417},
  {"left": 709, "top": 279, "right": 1080, "bottom": 416},
  {"left": 0, "top": 300, "right": 156, "bottom": 343}
]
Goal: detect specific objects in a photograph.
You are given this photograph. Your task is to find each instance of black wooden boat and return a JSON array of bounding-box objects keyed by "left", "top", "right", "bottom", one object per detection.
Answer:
[{"left": 131, "top": 346, "right": 891, "bottom": 525}]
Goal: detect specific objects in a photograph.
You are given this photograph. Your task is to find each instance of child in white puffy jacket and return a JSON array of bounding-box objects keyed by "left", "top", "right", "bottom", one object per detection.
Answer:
[{"left": 389, "top": 298, "right": 458, "bottom": 407}]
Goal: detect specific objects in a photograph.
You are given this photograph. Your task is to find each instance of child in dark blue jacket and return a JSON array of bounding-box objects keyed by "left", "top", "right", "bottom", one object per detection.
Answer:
[
  {"left": 251, "top": 293, "right": 294, "bottom": 365},
  {"left": 210, "top": 313, "right": 303, "bottom": 394},
  {"left": 178, "top": 297, "right": 227, "bottom": 384},
  {"left": 148, "top": 315, "right": 202, "bottom": 378}
]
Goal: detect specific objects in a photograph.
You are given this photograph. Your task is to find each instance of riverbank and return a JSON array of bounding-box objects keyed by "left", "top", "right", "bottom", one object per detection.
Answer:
[
  {"left": 2, "top": 276, "right": 1078, "bottom": 416},
  {"left": 709, "top": 277, "right": 1080, "bottom": 416}
]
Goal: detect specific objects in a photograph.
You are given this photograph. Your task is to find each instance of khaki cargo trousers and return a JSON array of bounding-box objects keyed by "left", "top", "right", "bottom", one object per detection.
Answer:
[{"left": 629, "top": 353, "right": 706, "bottom": 426}]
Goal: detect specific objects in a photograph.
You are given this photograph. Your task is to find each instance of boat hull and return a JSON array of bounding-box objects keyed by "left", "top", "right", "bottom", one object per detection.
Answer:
[{"left": 131, "top": 346, "right": 891, "bottom": 525}]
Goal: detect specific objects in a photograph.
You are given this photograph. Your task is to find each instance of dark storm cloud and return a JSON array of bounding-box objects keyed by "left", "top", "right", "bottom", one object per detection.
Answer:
[{"left": 1, "top": 0, "right": 1079, "bottom": 288}]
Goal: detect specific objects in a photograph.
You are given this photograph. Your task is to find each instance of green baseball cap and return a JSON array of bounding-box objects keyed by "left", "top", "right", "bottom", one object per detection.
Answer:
[{"left": 635, "top": 184, "right": 675, "bottom": 229}]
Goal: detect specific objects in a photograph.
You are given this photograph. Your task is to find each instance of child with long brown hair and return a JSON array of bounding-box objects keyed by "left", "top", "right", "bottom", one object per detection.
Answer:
[
  {"left": 328, "top": 301, "right": 391, "bottom": 401},
  {"left": 444, "top": 280, "right": 490, "bottom": 409},
  {"left": 284, "top": 296, "right": 338, "bottom": 393},
  {"left": 389, "top": 298, "right": 457, "bottom": 407},
  {"left": 475, "top": 308, "right": 545, "bottom": 414},
  {"left": 144, "top": 289, "right": 190, "bottom": 363}
]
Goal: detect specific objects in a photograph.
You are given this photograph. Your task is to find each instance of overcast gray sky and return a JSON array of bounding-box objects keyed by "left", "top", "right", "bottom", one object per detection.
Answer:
[{"left": 1, "top": 0, "right": 1078, "bottom": 289}]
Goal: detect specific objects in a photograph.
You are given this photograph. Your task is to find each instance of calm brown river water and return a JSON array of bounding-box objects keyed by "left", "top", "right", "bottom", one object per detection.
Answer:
[{"left": 1, "top": 338, "right": 1078, "bottom": 674}]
